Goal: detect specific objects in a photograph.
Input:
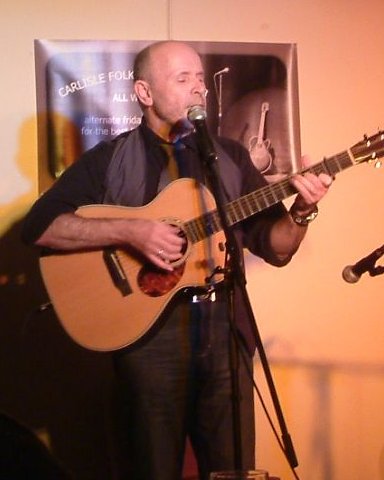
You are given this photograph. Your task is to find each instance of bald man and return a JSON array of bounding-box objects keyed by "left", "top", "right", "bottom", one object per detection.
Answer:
[{"left": 23, "top": 41, "right": 331, "bottom": 479}]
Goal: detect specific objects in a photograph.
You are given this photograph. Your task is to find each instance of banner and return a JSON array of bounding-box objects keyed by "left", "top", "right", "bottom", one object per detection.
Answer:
[{"left": 35, "top": 40, "right": 300, "bottom": 192}]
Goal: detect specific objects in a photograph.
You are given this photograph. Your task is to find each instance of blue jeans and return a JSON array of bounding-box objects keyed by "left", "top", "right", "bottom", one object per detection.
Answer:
[{"left": 113, "top": 294, "right": 255, "bottom": 480}]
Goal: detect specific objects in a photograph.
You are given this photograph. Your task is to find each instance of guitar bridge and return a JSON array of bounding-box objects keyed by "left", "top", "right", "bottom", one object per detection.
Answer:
[{"left": 103, "top": 248, "right": 131, "bottom": 297}]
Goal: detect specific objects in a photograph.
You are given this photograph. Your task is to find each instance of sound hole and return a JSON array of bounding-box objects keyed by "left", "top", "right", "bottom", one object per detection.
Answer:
[{"left": 137, "top": 263, "right": 185, "bottom": 297}]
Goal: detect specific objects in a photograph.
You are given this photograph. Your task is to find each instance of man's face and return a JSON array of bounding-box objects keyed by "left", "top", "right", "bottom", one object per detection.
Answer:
[{"left": 138, "top": 42, "right": 207, "bottom": 138}]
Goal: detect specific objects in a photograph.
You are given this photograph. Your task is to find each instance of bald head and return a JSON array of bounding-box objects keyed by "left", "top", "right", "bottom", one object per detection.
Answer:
[
  {"left": 133, "top": 41, "right": 201, "bottom": 83},
  {"left": 133, "top": 40, "right": 206, "bottom": 140}
]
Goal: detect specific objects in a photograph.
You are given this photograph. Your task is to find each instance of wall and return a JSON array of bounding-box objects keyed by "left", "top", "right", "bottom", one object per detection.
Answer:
[{"left": 1, "top": 1, "right": 384, "bottom": 479}]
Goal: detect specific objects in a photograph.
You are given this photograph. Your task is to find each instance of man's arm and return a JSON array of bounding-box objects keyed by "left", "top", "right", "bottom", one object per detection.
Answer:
[
  {"left": 269, "top": 157, "right": 332, "bottom": 262},
  {"left": 36, "top": 213, "right": 184, "bottom": 272}
]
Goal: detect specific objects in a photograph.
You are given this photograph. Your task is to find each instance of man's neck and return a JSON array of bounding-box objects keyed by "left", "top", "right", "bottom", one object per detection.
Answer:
[
  {"left": 143, "top": 114, "right": 194, "bottom": 144},
  {"left": 142, "top": 115, "right": 171, "bottom": 142}
]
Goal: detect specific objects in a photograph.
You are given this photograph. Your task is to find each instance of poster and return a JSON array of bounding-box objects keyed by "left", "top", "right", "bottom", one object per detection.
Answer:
[{"left": 35, "top": 40, "right": 301, "bottom": 192}]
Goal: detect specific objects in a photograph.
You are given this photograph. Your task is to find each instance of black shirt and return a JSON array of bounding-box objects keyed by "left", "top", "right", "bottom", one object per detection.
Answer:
[{"left": 22, "top": 121, "right": 290, "bottom": 267}]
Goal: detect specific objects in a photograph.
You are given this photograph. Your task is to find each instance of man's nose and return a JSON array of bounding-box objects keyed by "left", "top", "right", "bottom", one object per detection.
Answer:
[
  {"left": 192, "top": 79, "right": 206, "bottom": 95},
  {"left": 192, "top": 83, "right": 208, "bottom": 102}
]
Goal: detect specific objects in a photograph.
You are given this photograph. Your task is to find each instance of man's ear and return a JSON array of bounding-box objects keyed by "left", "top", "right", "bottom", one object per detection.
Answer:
[{"left": 134, "top": 80, "right": 153, "bottom": 107}]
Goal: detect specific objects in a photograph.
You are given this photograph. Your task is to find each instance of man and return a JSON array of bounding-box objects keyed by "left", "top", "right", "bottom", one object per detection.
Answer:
[{"left": 22, "top": 41, "right": 332, "bottom": 479}]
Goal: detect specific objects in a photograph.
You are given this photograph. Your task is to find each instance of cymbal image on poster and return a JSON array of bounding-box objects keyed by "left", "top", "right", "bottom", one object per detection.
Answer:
[{"left": 35, "top": 40, "right": 300, "bottom": 192}]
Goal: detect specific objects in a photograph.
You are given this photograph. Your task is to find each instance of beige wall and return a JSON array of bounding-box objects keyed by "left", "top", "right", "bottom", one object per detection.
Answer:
[{"left": 1, "top": 1, "right": 384, "bottom": 479}]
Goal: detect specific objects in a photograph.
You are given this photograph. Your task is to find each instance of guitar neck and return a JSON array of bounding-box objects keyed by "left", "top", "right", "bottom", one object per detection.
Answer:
[
  {"left": 185, "top": 149, "right": 354, "bottom": 243},
  {"left": 226, "top": 149, "right": 355, "bottom": 225}
]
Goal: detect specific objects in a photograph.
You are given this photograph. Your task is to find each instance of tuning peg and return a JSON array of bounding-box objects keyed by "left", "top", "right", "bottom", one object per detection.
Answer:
[{"left": 363, "top": 134, "right": 372, "bottom": 147}]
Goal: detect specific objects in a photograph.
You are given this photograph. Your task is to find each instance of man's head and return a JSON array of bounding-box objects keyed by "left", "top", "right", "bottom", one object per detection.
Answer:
[{"left": 133, "top": 41, "right": 207, "bottom": 141}]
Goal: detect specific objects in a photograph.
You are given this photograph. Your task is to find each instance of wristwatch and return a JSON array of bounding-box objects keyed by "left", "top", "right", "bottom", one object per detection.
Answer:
[{"left": 290, "top": 205, "right": 318, "bottom": 226}]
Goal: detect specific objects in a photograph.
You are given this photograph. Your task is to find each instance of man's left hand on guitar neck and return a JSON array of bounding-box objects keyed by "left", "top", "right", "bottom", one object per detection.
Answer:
[{"left": 268, "top": 155, "right": 332, "bottom": 262}]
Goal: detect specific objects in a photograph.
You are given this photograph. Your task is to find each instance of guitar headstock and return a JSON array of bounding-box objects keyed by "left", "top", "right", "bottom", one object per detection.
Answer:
[{"left": 350, "top": 130, "right": 384, "bottom": 168}]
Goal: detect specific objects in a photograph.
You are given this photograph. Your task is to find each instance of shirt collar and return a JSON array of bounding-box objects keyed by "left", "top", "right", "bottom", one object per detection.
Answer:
[{"left": 138, "top": 117, "right": 198, "bottom": 150}]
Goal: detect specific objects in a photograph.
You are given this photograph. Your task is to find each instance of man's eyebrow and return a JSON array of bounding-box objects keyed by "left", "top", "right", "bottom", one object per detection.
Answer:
[{"left": 175, "top": 69, "right": 205, "bottom": 76}]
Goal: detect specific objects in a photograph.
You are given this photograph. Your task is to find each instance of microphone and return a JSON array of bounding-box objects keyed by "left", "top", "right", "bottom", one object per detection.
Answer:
[
  {"left": 187, "top": 105, "right": 217, "bottom": 161},
  {"left": 342, "top": 246, "right": 384, "bottom": 283},
  {"left": 214, "top": 67, "right": 230, "bottom": 77}
]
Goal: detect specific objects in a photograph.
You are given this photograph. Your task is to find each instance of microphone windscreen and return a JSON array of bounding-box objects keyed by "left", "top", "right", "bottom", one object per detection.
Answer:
[
  {"left": 342, "top": 266, "right": 360, "bottom": 283},
  {"left": 187, "top": 105, "right": 207, "bottom": 122}
]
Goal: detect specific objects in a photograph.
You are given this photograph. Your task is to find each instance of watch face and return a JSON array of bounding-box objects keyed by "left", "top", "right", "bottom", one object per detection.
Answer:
[{"left": 291, "top": 207, "right": 318, "bottom": 225}]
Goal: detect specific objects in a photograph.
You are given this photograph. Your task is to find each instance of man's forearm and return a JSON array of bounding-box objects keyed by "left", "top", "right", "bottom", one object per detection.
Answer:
[
  {"left": 269, "top": 212, "right": 308, "bottom": 262},
  {"left": 35, "top": 213, "right": 129, "bottom": 250},
  {"left": 35, "top": 212, "right": 185, "bottom": 273}
]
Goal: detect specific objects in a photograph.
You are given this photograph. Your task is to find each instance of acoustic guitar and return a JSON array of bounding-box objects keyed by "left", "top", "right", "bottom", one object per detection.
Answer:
[{"left": 40, "top": 131, "right": 384, "bottom": 351}]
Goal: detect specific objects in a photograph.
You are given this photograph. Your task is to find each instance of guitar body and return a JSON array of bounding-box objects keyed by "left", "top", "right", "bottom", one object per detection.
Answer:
[
  {"left": 39, "top": 130, "right": 384, "bottom": 351},
  {"left": 40, "top": 178, "right": 226, "bottom": 352}
]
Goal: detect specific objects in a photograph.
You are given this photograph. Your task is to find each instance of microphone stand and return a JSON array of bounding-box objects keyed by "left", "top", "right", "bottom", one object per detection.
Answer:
[
  {"left": 213, "top": 68, "right": 229, "bottom": 136},
  {"left": 194, "top": 131, "right": 298, "bottom": 471},
  {"left": 215, "top": 73, "right": 224, "bottom": 136},
  {"left": 362, "top": 244, "right": 384, "bottom": 277}
]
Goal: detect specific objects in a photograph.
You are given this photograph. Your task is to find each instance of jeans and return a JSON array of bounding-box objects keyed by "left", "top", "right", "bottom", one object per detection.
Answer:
[{"left": 113, "top": 293, "right": 255, "bottom": 480}]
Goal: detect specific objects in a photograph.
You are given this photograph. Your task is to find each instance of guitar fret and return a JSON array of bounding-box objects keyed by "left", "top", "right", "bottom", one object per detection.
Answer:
[
  {"left": 230, "top": 204, "right": 239, "bottom": 222},
  {"left": 196, "top": 218, "right": 207, "bottom": 240},
  {"left": 254, "top": 191, "right": 267, "bottom": 211},
  {"left": 226, "top": 204, "right": 239, "bottom": 225},
  {"left": 336, "top": 152, "right": 353, "bottom": 172},
  {"left": 184, "top": 221, "right": 194, "bottom": 243},
  {"left": 233, "top": 201, "right": 243, "bottom": 221},
  {"left": 274, "top": 181, "right": 289, "bottom": 201},
  {"left": 236, "top": 199, "right": 248, "bottom": 221},
  {"left": 202, "top": 211, "right": 216, "bottom": 236},
  {"left": 193, "top": 219, "right": 203, "bottom": 241},
  {"left": 259, "top": 187, "right": 271, "bottom": 205},
  {"left": 320, "top": 151, "right": 352, "bottom": 176},
  {"left": 312, "top": 164, "right": 326, "bottom": 175},
  {"left": 242, "top": 196, "right": 254, "bottom": 218},
  {"left": 186, "top": 219, "right": 200, "bottom": 243},
  {"left": 246, "top": 193, "right": 260, "bottom": 215},
  {"left": 264, "top": 185, "right": 279, "bottom": 204},
  {"left": 212, "top": 212, "right": 221, "bottom": 232},
  {"left": 186, "top": 211, "right": 221, "bottom": 243}
]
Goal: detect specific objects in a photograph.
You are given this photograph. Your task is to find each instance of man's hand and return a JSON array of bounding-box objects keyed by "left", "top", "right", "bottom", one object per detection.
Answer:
[
  {"left": 289, "top": 155, "right": 333, "bottom": 215},
  {"left": 122, "top": 218, "right": 185, "bottom": 271}
]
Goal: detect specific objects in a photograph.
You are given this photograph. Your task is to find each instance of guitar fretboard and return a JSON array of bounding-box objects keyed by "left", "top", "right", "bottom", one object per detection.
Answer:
[{"left": 185, "top": 150, "right": 354, "bottom": 244}]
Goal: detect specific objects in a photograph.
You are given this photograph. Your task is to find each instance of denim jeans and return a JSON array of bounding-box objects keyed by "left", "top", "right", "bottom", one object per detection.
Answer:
[{"left": 113, "top": 294, "right": 255, "bottom": 480}]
